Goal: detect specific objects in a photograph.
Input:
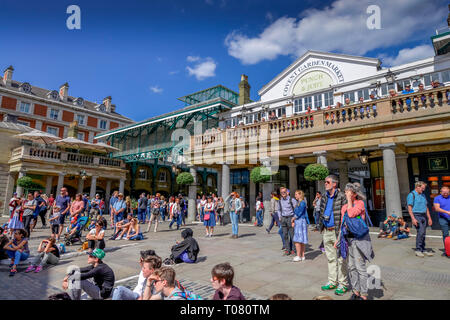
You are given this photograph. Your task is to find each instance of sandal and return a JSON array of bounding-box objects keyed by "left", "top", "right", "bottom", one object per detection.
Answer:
[{"left": 9, "top": 268, "right": 17, "bottom": 277}]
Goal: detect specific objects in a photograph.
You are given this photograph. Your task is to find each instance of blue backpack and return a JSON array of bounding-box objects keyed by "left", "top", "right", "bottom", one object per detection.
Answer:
[{"left": 343, "top": 212, "right": 369, "bottom": 239}]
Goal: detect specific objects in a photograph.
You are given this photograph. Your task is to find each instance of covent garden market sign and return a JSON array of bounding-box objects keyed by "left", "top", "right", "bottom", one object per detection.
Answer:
[{"left": 283, "top": 59, "right": 345, "bottom": 97}]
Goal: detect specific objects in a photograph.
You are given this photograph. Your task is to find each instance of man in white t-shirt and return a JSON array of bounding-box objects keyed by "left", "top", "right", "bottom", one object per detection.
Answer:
[{"left": 112, "top": 251, "right": 162, "bottom": 300}]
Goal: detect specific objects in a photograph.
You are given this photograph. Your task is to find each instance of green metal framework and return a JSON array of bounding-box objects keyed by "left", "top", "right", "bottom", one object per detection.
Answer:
[
  {"left": 178, "top": 85, "right": 239, "bottom": 106},
  {"left": 103, "top": 101, "right": 234, "bottom": 163}
]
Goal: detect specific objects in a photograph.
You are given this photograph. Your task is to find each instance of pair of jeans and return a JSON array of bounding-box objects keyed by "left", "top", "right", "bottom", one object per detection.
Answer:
[
  {"left": 397, "top": 234, "right": 409, "bottom": 240},
  {"left": 68, "top": 279, "right": 103, "bottom": 300},
  {"left": 278, "top": 226, "right": 288, "bottom": 249},
  {"left": 281, "top": 216, "right": 294, "bottom": 252},
  {"left": 200, "top": 207, "right": 205, "bottom": 222},
  {"left": 112, "top": 286, "right": 140, "bottom": 300},
  {"left": 7, "top": 250, "right": 29, "bottom": 265},
  {"left": 169, "top": 215, "right": 181, "bottom": 229},
  {"left": 347, "top": 238, "right": 368, "bottom": 296},
  {"left": 439, "top": 217, "right": 449, "bottom": 246},
  {"left": 256, "top": 210, "right": 264, "bottom": 226},
  {"left": 314, "top": 211, "right": 321, "bottom": 225},
  {"left": 230, "top": 211, "right": 239, "bottom": 235},
  {"left": 137, "top": 209, "right": 146, "bottom": 223},
  {"left": 160, "top": 207, "right": 166, "bottom": 221},
  {"left": 31, "top": 251, "right": 59, "bottom": 267},
  {"left": 23, "top": 215, "right": 33, "bottom": 236},
  {"left": 239, "top": 209, "right": 244, "bottom": 223},
  {"left": 129, "top": 233, "right": 143, "bottom": 240},
  {"left": 88, "top": 239, "right": 105, "bottom": 250},
  {"left": 113, "top": 215, "right": 124, "bottom": 234},
  {"left": 268, "top": 213, "right": 280, "bottom": 231},
  {"left": 414, "top": 214, "right": 427, "bottom": 252}
]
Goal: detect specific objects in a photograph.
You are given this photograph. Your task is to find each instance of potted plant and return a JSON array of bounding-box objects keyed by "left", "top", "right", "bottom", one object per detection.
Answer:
[
  {"left": 304, "top": 164, "right": 329, "bottom": 181},
  {"left": 176, "top": 172, "right": 194, "bottom": 185}
]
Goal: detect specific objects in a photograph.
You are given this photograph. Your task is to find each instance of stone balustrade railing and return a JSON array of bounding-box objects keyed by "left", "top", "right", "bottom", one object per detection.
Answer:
[
  {"left": 191, "top": 85, "right": 450, "bottom": 149},
  {"left": 10, "top": 145, "right": 124, "bottom": 168}
]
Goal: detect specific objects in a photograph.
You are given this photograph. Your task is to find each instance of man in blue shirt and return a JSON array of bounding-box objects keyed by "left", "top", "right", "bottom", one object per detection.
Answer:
[
  {"left": 407, "top": 181, "right": 433, "bottom": 257},
  {"left": 401, "top": 84, "right": 414, "bottom": 109},
  {"left": 112, "top": 193, "right": 127, "bottom": 233},
  {"left": 433, "top": 186, "right": 450, "bottom": 257},
  {"left": 318, "top": 175, "right": 348, "bottom": 296}
]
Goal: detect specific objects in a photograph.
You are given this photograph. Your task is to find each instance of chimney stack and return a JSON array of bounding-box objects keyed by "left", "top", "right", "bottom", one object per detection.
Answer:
[
  {"left": 59, "top": 82, "right": 69, "bottom": 101},
  {"left": 103, "top": 96, "right": 112, "bottom": 112},
  {"left": 111, "top": 104, "right": 116, "bottom": 113},
  {"left": 3, "top": 66, "right": 14, "bottom": 86},
  {"left": 238, "top": 74, "right": 251, "bottom": 105}
]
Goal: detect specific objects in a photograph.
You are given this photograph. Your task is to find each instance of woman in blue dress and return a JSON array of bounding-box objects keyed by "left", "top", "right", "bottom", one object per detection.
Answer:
[
  {"left": 292, "top": 190, "right": 310, "bottom": 262},
  {"left": 203, "top": 196, "right": 216, "bottom": 237}
]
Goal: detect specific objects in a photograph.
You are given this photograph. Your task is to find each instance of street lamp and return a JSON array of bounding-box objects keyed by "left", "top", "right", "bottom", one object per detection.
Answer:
[
  {"left": 358, "top": 149, "right": 370, "bottom": 165},
  {"left": 384, "top": 69, "right": 396, "bottom": 84},
  {"left": 80, "top": 169, "right": 87, "bottom": 180}
]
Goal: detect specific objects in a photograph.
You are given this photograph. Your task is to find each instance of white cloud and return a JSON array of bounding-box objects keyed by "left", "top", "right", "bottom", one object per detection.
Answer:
[
  {"left": 382, "top": 45, "right": 435, "bottom": 66},
  {"left": 225, "top": 0, "right": 445, "bottom": 65},
  {"left": 150, "top": 86, "right": 163, "bottom": 94},
  {"left": 187, "top": 56, "right": 201, "bottom": 62},
  {"left": 186, "top": 57, "right": 217, "bottom": 81}
]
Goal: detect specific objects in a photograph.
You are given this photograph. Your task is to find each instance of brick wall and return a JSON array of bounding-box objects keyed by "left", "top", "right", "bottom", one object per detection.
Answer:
[
  {"left": 1, "top": 96, "right": 17, "bottom": 110},
  {"left": 62, "top": 110, "right": 74, "bottom": 122},
  {"left": 87, "top": 116, "right": 98, "bottom": 128},
  {"left": 34, "top": 104, "right": 47, "bottom": 117},
  {"left": 110, "top": 121, "right": 119, "bottom": 129}
]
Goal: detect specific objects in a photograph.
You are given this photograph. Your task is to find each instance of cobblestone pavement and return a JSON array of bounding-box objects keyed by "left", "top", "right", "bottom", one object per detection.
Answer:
[{"left": 0, "top": 216, "right": 449, "bottom": 300}]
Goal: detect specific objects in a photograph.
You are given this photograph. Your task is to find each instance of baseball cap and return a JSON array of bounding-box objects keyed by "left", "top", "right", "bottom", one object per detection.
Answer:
[
  {"left": 391, "top": 214, "right": 398, "bottom": 218},
  {"left": 87, "top": 248, "right": 105, "bottom": 260}
]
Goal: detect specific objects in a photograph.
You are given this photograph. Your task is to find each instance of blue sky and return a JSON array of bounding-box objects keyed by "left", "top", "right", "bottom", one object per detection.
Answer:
[{"left": 0, "top": 0, "right": 447, "bottom": 121}]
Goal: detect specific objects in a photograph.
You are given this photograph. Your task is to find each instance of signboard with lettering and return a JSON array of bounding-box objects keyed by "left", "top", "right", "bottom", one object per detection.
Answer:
[
  {"left": 283, "top": 59, "right": 345, "bottom": 96},
  {"left": 428, "top": 157, "right": 448, "bottom": 171},
  {"left": 292, "top": 71, "right": 333, "bottom": 95}
]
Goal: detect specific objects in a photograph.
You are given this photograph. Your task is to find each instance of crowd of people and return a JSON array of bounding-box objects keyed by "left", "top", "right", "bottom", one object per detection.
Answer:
[{"left": 1, "top": 175, "right": 449, "bottom": 300}]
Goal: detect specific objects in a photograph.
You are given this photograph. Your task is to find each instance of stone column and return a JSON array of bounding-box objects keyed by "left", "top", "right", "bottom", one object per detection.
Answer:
[
  {"left": 3, "top": 173, "right": 15, "bottom": 216},
  {"left": 379, "top": 143, "right": 402, "bottom": 217},
  {"left": 396, "top": 154, "right": 410, "bottom": 210},
  {"left": 90, "top": 176, "right": 98, "bottom": 199},
  {"left": 263, "top": 182, "right": 273, "bottom": 227},
  {"left": 77, "top": 177, "right": 84, "bottom": 194},
  {"left": 105, "top": 180, "right": 112, "bottom": 215},
  {"left": 16, "top": 171, "right": 25, "bottom": 197},
  {"left": 217, "top": 168, "right": 222, "bottom": 197},
  {"left": 222, "top": 164, "right": 230, "bottom": 199},
  {"left": 337, "top": 160, "right": 349, "bottom": 188},
  {"left": 119, "top": 178, "right": 125, "bottom": 194},
  {"left": 314, "top": 151, "right": 327, "bottom": 194},
  {"left": 188, "top": 166, "right": 197, "bottom": 222},
  {"left": 56, "top": 173, "right": 65, "bottom": 193},
  {"left": 288, "top": 164, "right": 298, "bottom": 193},
  {"left": 249, "top": 169, "right": 256, "bottom": 222},
  {"left": 45, "top": 176, "right": 53, "bottom": 195}
]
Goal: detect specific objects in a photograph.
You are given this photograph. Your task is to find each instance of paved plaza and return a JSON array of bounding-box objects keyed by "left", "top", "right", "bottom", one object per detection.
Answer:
[{"left": 0, "top": 216, "right": 449, "bottom": 300}]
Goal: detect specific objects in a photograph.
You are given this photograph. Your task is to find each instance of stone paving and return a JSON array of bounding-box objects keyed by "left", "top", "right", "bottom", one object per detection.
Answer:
[{"left": 0, "top": 216, "right": 449, "bottom": 300}]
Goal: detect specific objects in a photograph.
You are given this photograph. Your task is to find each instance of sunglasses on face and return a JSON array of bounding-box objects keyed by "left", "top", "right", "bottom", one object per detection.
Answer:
[{"left": 325, "top": 181, "right": 332, "bottom": 184}]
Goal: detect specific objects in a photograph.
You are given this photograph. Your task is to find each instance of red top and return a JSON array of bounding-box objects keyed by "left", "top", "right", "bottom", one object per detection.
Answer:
[{"left": 341, "top": 199, "right": 365, "bottom": 220}]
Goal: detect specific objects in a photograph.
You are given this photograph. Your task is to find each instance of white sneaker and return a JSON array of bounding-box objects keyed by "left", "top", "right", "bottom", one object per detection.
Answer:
[
  {"left": 301, "top": 257, "right": 306, "bottom": 261},
  {"left": 115, "top": 237, "right": 122, "bottom": 240},
  {"left": 293, "top": 256, "right": 302, "bottom": 262}
]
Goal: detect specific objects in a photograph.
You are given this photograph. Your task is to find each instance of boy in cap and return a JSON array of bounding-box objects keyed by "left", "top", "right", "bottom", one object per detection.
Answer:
[{"left": 63, "top": 248, "right": 115, "bottom": 300}]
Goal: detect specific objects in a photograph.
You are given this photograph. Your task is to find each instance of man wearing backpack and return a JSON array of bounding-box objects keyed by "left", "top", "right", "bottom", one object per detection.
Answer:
[
  {"left": 318, "top": 175, "right": 349, "bottom": 296},
  {"left": 407, "top": 181, "right": 433, "bottom": 257},
  {"left": 279, "top": 187, "right": 298, "bottom": 256},
  {"left": 148, "top": 267, "right": 186, "bottom": 300}
]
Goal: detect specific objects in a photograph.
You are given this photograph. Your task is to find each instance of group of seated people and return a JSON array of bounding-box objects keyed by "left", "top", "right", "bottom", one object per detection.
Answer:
[
  {"left": 109, "top": 214, "right": 144, "bottom": 241},
  {"left": 378, "top": 214, "right": 410, "bottom": 240}
]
